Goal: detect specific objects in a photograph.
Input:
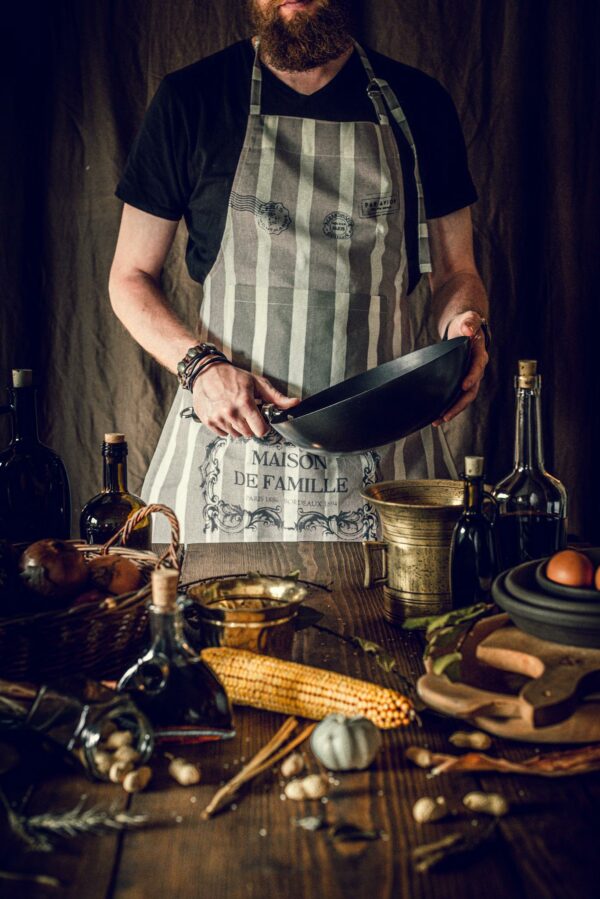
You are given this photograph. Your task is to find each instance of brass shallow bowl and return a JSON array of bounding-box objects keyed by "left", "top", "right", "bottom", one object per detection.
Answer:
[{"left": 183, "top": 574, "right": 311, "bottom": 659}]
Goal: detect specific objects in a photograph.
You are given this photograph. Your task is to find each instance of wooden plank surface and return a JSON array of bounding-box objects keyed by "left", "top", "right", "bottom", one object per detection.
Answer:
[
  {"left": 2, "top": 542, "right": 599, "bottom": 899},
  {"left": 113, "top": 544, "right": 540, "bottom": 899}
]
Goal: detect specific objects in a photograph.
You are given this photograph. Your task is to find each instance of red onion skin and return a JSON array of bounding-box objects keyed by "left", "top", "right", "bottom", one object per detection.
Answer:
[{"left": 19, "top": 539, "right": 89, "bottom": 603}]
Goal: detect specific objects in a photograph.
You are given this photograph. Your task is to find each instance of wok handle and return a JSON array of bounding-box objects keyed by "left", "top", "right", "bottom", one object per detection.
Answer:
[{"left": 362, "top": 540, "right": 387, "bottom": 588}]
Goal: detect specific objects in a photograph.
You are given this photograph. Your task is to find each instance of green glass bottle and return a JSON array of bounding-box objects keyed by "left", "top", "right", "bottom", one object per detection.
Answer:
[
  {"left": 0, "top": 369, "right": 71, "bottom": 541},
  {"left": 450, "top": 456, "right": 498, "bottom": 608},
  {"left": 79, "top": 433, "right": 150, "bottom": 550}
]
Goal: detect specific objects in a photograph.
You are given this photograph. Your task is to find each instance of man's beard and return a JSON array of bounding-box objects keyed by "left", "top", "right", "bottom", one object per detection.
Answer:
[{"left": 249, "top": 1, "right": 353, "bottom": 72}]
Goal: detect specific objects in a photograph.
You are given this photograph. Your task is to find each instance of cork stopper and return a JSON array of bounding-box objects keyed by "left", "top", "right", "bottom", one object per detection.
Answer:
[
  {"left": 151, "top": 569, "right": 179, "bottom": 611},
  {"left": 464, "top": 455, "right": 484, "bottom": 477},
  {"left": 104, "top": 433, "right": 126, "bottom": 444},
  {"left": 12, "top": 369, "right": 33, "bottom": 387},
  {"left": 517, "top": 359, "right": 540, "bottom": 390}
]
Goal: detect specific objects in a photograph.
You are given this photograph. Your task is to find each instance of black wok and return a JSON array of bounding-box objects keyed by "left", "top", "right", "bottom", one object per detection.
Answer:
[{"left": 264, "top": 337, "right": 471, "bottom": 455}]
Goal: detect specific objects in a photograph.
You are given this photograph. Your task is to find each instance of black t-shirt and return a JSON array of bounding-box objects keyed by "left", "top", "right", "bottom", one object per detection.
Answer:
[{"left": 116, "top": 39, "right": 477, "bottom": 293}]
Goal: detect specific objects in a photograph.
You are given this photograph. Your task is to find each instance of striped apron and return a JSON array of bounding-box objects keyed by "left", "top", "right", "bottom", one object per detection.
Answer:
[{"left": 143, "top": 42, "right": 458, "bottom": 543}]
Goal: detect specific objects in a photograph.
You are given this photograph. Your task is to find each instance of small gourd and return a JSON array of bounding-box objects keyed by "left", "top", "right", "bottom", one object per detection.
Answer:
[{"left": 310, "top": 714, "right": 381, "bottom": 771}]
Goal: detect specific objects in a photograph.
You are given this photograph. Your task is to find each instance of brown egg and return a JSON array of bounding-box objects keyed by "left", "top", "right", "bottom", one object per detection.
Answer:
[
  {"left": 546, "top": 550, "right": 594, "bottom": 588},
  {"left": 595, "top": 566, "right": 600, "bottom": 591}
]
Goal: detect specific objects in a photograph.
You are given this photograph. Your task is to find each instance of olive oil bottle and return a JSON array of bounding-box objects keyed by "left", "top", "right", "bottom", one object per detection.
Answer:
[
  {"left": 0, "top": 369, "right": 71, "bottom": 541},
  {"left": 118, "top": 569, "right": 235, "bottom": 743},
  {"left": 80, "top": 433, "right": 150, "bottom": 550},
  {"left": 493, "top": 360, "right": 567, "bottom": 569}
]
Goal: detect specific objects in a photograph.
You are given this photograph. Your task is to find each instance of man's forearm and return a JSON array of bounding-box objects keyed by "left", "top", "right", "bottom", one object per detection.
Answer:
[
  {"left": 109, "top": 270, "right": 196, "bottom": 374},
  {"left": 431, "top": 271, "right": 489, "bottom": 340}
]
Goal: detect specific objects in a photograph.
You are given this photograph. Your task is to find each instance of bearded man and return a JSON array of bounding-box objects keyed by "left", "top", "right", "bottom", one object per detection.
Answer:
[{"left": 110, "top": 0, "right": 489, "bottom": 543}]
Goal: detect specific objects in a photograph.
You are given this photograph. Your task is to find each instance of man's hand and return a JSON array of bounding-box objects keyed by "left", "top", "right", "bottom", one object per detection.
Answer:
[
  {"left": 433, "top": 311, "right": 489, "bottom": 426},
  {"left": 193, "top": 363, "right": 300, "bottom": 438}
]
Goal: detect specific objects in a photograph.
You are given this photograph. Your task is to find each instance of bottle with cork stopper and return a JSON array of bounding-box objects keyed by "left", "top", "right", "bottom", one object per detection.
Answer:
[
  {"left": 492, "top": 360, "right": 567, "bottom": 569},
  {"left": 0, "top": 368, "right": 71, "bottom": 541},
  {"left": 118, "top": 569, "right": 235, "bottom": 742},
  {"left": 80, "top": 433, "right": 150, "bottom": 550},
  {"left": 450, "top": 455, "right": 498, "bottom": 607}
]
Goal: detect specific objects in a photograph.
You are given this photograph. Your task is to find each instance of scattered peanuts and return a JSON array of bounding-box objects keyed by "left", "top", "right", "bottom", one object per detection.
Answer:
[
  {"left": 280, "top": 752, "right": 305, "bottom": 779},
  {"left": 169, "top": 757, "right": 201, "bottom": 786},
  {"left": 105, "top": 730, "right": 133, "bottom": 750},
  {"left": 301, "top": 774, "right": 328, "bottom": 800},
  {"left": 412, "top": 795, "right": 449, "bottom": 824},
  {"left": 114, "top": 745, "right": 142, "bottom": 765},
  {"left": 463, "top": 791, "right": 509, "bottom": 817},
  {"left": 284, "top": 779, "right": 306, "bottom": 801},
  {"left": 449, "top": 730, "right": 492, "bottom": 750},
  {"left": 109, "top": 760, "right": 135, "bottom": 784},
  {"left": 283, "top": 774, "right": 328, "bottom": 801},
  {"left": 405, "top": 746, "right": 434, "bottom": 768},
  {"left": 123, "top": 766, "right": 153, "bottom": 794},
  {"left": 93, "top": 750, "right": 113, "bottom": 776}
]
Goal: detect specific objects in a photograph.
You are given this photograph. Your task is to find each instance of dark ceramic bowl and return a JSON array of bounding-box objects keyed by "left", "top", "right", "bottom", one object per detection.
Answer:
[
  {"left": 265, "top": 337, "right": 470, "bottom": 455},
  {"left": 534, "top": 548, "right": 600, "bottom": 602},
  {"left": 492, "top": 570, "right": 600, "bottom": 648},
  {"left": 506, "top": 557, "right": 600, "bottom": 615}
]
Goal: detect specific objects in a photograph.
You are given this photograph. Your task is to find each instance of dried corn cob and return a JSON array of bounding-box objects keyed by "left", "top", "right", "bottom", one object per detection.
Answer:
[{"left": 201, "top": 647, "right": 412, "bottom": 729}]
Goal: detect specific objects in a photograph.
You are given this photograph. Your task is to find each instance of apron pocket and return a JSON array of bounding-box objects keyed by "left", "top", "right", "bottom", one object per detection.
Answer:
[{"left": 229, "top": 284, "right": 390, "bottom": 397}]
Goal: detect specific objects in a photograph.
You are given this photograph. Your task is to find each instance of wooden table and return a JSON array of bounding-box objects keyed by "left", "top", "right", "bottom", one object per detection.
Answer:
[{"left": 2, "top": 543, "right": 599, "bottom": 898}]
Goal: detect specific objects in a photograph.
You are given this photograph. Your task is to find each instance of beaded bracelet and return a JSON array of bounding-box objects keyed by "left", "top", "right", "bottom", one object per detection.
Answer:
[{"left": 177, "top": 343, "right": 229, "bottom": 391}]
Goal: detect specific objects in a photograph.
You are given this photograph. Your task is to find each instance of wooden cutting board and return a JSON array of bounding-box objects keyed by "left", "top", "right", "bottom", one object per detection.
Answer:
[{"left": 418, "top": 615, "right": 600, "bottom": 743}]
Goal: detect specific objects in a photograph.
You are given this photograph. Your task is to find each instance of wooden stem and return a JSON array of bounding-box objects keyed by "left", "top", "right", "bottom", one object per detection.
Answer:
[{"left": 201, "top": 717, "right": 314, "bottom": 819}]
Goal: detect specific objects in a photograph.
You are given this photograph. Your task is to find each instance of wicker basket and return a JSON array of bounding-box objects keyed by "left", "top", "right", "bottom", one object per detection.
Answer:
[{"left": 0, "top": 504, "right": 180, "bottom": 682}]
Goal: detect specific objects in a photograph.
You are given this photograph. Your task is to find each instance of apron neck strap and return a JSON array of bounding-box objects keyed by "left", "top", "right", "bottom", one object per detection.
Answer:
[
  {"left": 250, "top": 39, "right": 391, "bottom": 124},
  {"left": 353, "top": 41, "right": 390, "bottom": 125},
  {"left": 250, "top": 39, "right": 263, "bottom": 116},
  {"left": 249, "top": 38, "right": 431, "bottom": 273}
]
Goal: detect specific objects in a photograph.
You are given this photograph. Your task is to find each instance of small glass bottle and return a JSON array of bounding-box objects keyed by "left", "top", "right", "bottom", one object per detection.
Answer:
[
  {"left": 450, "top": 456, "right": 497, "bottom": 608},
  {"left": 118, "top": 570, "right": 235, "bottom": 743},
  {"left": 493, "top": 360, "right": 567, "bottom": 569},
  {"left": 0, "top": 675, "right": 153, "bottom": 781},
  {"left": 0, "top": 369, "right": 71, "bottom": 541},
  {"left": 80, "top": 433, "right": 150, "bottom": 550}
]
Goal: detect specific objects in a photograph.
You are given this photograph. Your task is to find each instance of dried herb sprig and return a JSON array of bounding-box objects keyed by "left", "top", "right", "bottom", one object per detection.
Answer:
[
  {"left": 403, "top": 603, "right": 494, "bottom": 682},
  {"left": 0, "top": 787, "right": 148, "bottom": 853},
  {"left": 411, "top": 819, "right": 497, "bottom": 873},
  {"left": 311, "top": 622, "right": 420, "bottom": 706}
]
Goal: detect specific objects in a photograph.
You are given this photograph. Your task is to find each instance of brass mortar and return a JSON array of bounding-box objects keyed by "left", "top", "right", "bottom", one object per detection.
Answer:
[{"left": 361, "top": 479, "right": 464, "bottom": 624}]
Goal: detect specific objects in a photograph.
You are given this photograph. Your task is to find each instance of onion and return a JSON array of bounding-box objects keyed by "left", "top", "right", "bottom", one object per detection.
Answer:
[
  {"left": 88, "top": 556, "right": 143, "bottom": 595},
  {"left": 19, "top": 539, "right": 89, "bottom": 603}
]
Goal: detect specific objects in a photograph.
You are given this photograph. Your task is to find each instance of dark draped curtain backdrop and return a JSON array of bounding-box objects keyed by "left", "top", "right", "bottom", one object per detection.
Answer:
[{"left": 2, "top": 1, "right": 599, "bottom": 540}]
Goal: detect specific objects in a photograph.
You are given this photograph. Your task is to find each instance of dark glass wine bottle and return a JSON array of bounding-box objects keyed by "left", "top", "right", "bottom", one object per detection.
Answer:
[
  {"left": 450, "top": 456, "right": 498, "bottom": 608},
  {"left": 0, "top": 369, "right": 71, "bottom": 541},
  {"left": 80, "top": 433, "right": 150, "bottom": 550},
  {"left": 493, "top": 360, "right": 567, "bottom": 570},
  {"left": 118, "top": 570, "right": 235, "bottom": 743}
]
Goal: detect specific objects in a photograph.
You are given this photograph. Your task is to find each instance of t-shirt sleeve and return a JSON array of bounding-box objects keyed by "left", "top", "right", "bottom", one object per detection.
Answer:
[
  {"left": 115, "top": 77, "right": 190, "bottom": 220},
  {"left": 412, "top": 79, "right": 478, "bottom": 219}
]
